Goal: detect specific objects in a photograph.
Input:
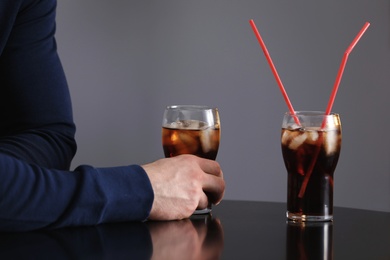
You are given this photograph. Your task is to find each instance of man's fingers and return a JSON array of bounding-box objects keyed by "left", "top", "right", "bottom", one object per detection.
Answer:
[
  {"left": 202, "top": 173, "right": 225, "bottom": 205},
  {"left": 196, "top": 157, "right": 223, "bottom": 177},
  {"left": 192, "top": 156, "right": 225, "bottom": 205},
  {"left": 197, "top": 192, "right": 209, "bottom": 210}
]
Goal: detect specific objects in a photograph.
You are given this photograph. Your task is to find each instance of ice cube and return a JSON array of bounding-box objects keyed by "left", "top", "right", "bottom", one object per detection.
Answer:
[
  {"left": 288, "top": 124, "right": 300, "bottom": 130},
  {"left": 281, "top": 131, "right": 290, "bottom": 145},
  {"left": 167, "top": 121, "right": 181, "bottom": 129},
  {"left": 324, "top": 131, "right": 338, "bottom": 155},
  {"left": 198, "top": 121, "right": 209, "bottom": 130},
  {"left": 288, "top": 132, "right": 308, "bottom": 150},
  {"left": 178, "top": 131, "right": 199, "bottom": 154},
  {"left": 200, "top": 129, "right": 212, "bottom": 153},
  {"left": 183, "top": 120, "right": 197, "bottom": 129},
  {"left": 282, "top": 129, "right": 300, "bottom": 146},
  {"left": 179, "top": 120, "right": 208, "bottom": 130},
  {"left": 306, "top": 130, "right": 319, "bottom": 144}
]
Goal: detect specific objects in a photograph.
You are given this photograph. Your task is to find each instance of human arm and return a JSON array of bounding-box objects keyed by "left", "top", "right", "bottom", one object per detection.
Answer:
[
  {"left": 0, "top": 152, "right": 154, "bottom": 231},
  {"left": 0, "top": 0, "right": 155, "bottom": 231},
  {"left": 0, "top": 0, "right": 76, "bottom": 170}
]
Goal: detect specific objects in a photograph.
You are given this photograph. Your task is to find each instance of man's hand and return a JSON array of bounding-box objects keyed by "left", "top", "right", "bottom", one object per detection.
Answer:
[{"left": 142, "top": 155, "right": 225, "bottom": 220}]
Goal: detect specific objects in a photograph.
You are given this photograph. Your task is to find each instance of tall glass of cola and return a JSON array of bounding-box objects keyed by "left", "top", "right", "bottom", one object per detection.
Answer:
[
  {"left": 281, "top": 111, "right": 342, "bottom": 222},
  {"left": 162, "top": 105, "right": 221, "bottom": 214}
]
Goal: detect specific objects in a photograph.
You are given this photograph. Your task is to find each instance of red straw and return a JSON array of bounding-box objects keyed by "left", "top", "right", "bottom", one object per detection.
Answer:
[
  {"left": 249, "top": 19, "right": 300, "bottom": 125},
  {"left": 299, "top": 22, "right": 371, "bottom": 198},
  {"left": 323, "top": 22, "right": 371, "bottom": 118}
]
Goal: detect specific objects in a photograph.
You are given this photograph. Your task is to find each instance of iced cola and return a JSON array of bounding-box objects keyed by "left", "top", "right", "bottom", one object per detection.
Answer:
[
  {"left": 162, "top": 105, "right": 220, "bottom": 214},
  {"left": 162, "top": 120, "right": 220, "bottom": 160},
  {"left": 281, "top": 112, "right": 341, "bottom": 221}
]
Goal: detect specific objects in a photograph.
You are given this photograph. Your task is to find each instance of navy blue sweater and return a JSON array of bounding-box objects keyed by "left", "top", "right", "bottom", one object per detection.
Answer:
[{"left": 0, "top": 0, "right": 153, "bottom": 231}]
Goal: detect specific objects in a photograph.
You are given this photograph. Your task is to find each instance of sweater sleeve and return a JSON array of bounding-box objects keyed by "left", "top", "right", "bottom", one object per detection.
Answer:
[
  {"left": 0, "top": 153, "right": 154, "bottom": 231},
  {"left": 0, "top": 0, "right": 76, "bottom": 170},
  {"left": 0, "top": 0, "right": 154, "bottom": 231}
]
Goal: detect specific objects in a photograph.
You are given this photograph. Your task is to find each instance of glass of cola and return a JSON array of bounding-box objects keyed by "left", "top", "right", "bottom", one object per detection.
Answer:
[
  {"left": 281, "top": 111, "right": 342, "bottom": 222},
  {"left": 162, "top": 105, "right": 221, "bottom": 214}
]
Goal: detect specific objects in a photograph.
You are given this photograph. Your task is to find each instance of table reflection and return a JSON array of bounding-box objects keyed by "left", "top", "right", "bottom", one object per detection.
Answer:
[
  {"left": 286, "top": 221, "right": 333, "bottom": 260},
  {"left": 147, "top": 214, "right": 224, "bottom": 260},
  {"left": 1, "top": 201, "right": 389, "bottom": 259},
  {"left": 0, "top": 215, "right": 223, "bottom": 259}
]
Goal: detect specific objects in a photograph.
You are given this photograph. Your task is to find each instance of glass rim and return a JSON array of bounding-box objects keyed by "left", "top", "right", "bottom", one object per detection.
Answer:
[
  {"left": 284, "top": 111, "right": 339, "bottom": 117},
  {"left": 165, "top": 105, "right": 218, "bottom": 111}
]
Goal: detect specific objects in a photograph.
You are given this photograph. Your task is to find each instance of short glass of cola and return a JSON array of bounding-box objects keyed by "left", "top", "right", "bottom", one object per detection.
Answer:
[{"left": 162, "top": 105, "right": 221, "bottom": 214}]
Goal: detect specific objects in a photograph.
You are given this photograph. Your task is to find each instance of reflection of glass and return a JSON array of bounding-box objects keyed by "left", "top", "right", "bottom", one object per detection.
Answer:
[
  {"left": 162, "top": 105, "right": 221, "bottom": 214},
  {"left": 147, "top": 215, "right": 224, "bottom": 260},
  {"left": 286, "top": 221, "right": 333, "bottom": 260}
]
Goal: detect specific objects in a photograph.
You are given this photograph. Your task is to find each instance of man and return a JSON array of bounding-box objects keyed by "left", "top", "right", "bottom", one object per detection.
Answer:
[{"left": 0, "top": 0, "right": 225, "bottom": 231}]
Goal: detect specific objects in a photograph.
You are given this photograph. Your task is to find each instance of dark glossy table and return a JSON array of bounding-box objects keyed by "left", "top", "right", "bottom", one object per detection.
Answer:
[{"left": 1, "top": 200, "right": 389, "bottom": 259}]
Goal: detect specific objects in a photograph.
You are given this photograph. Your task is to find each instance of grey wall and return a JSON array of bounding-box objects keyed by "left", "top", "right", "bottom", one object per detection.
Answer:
[{"left": 56, "top": 0, "right": 390, "bottom": 212}]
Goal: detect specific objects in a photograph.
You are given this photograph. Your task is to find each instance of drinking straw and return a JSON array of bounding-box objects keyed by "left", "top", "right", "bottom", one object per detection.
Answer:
[
  {"left": 323, "top": 22, "right": 371, "bottom": 118},
  {"left": 249, "top": 19, "right": 300, "bottom": 125},
  {"left": 298, "top": 22, "right": 371, "bottom": 198}
]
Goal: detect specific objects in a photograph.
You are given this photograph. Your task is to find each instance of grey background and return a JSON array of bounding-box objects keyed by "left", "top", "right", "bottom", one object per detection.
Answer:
[{"left": 55, "top": 0, "right": 390, "bottom": 212}]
